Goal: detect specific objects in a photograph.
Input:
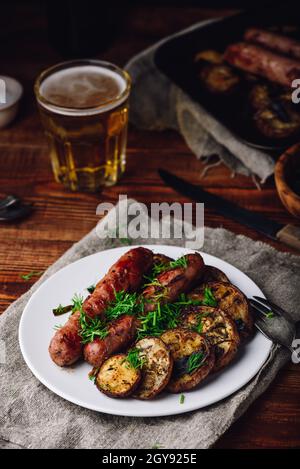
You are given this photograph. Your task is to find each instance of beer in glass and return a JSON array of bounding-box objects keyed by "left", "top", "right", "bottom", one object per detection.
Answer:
[{"left": 34, "top": 60, "right": 131, "bottom": 192}]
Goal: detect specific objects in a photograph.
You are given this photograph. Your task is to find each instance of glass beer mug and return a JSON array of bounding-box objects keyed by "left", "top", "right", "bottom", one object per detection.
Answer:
[{"left": 34, "top": 60, "right": 131, "bottom": 192}]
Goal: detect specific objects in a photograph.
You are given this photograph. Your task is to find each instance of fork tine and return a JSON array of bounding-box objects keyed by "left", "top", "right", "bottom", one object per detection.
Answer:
[
  {"left": 250, "top": 299, "right": 276, "bottom": 318},
  {"left": 253, "top": 296, "right": 293, "bottom": 322}
]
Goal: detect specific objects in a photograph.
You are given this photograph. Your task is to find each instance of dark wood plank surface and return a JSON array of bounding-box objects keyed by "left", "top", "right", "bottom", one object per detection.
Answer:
[{"left": 0, "top": 4, "right": 299, "bottom": 449}]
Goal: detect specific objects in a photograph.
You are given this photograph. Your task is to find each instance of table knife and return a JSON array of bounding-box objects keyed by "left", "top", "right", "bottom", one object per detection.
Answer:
[{"left": 158, "top": 169, "right": 300, "bottom": 252}]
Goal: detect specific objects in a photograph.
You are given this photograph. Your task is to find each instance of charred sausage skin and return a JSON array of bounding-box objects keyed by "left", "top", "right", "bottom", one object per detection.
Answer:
[
  {"left": 83, "top": 315, "right": 137, "bottom": 367},
  {"left": 83, "top": 253, "right": 205, "bottom": 367},
  {"left": 49, "top": 247, "right": 153, "bottom": 366},
  {"left": 142, "top": 253, "right": 205, "bottom": 312},
  {"left": 224, "top": 42, "right": 300, "bottom": 87},
  {"left": 245, "top": 28, "right": 300, "bottom": 61}
]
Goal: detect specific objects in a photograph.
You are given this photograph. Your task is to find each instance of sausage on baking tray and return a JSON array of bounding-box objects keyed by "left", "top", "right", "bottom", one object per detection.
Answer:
[
  {"left": 83, "top": 253, "right": 205, "bottom": 367},
  {"left": 49, "top": 247, "right": 153, "bottom": 366},
  {"left": 224, "top": 42, "right": 300, "bottom": 87},
  {"left": 245, "top": 28, "right": 300, "bottom": 61}
]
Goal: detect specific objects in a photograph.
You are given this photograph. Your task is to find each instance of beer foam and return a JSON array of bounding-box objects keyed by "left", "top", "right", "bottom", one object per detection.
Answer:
[{"left": 39, "top": 65, "right": 128, "bottom": 115}]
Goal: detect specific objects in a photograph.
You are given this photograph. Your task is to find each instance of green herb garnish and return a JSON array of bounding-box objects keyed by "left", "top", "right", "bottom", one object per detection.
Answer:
[
  {"left": 71, "top": 293, "right": 84, "bottom": 312},
  {"left": 179, "top": 394, "right": 185, "bottom": 404},
  {"left": 152, "top": 443, "right": 163, "bottom": 449},
  {"left": 137, "top": 293, "right": 201, "bottom": 339},
  {"left": 53, "top": 324, "right": 63, "bottom": 330},
  {"left": 265, "top": 311, "right": 274, "bottom": 319},
  {"left": 126, "top": 348, "right": 146, "bottom": 370},
  {"left": 79, "top": 310, "right": 108, "bottom": 344},
  {"left": 187, "top": 351, "right": 205, "bottom": 374},
  {"left": 202, "top": 287, "right": 217, "bottom": 307},
  {"left": 194, "top": 316, "right": 203, "bottom": 334},
  {"left": 144, "top": 256, "right": 188, "bottom": 283},
  {"left": 87, "top": 284, "right": 96, "bottom": 294},
  {"left": 52, "top": 304, "right": 73, "bottom": 316},
  {"left": 20, "top": 270, "right": 43, "bottom": 281},
  {"left": 105, "top": 291, "right": 144, "bottom": 321}
]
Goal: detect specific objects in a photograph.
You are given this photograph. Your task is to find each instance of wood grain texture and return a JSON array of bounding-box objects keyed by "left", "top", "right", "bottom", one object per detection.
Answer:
[{"left": 0, "top": 4, "right": 299, "bottom": 449}]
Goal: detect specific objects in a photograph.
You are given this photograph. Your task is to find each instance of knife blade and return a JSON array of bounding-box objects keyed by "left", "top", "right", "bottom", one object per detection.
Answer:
[{"left": 158, "top": 168, "right": 300, "bottom": 251}]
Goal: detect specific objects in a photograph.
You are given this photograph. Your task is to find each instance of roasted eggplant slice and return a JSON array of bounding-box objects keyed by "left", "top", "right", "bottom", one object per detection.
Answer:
[
  {"left": 194, "top": 49, "right": 223, "bottom": 64},
  {"left": 96, "top": 353, "right": 141, "bottom": 398},
  {"left": 249, "top": 84, "right": 300, "bottom": 139},
  {"left": 160, "top": 328, "right": 214, "bottom": 393},
  {"left": 188, "top": 282, "right": 253, "bottom": 339},
  {"left": 181, "top": 306, "right": 240, "bottom": 371},
  {"left": 202, "top": 265, "right": 230, "bottom": 284},
  {"left": 133, "top": 337, "right": 173, "bottom": 400}
]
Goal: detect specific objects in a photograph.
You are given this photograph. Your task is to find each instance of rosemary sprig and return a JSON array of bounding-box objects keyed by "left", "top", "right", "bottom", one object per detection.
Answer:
[
  {"left": 187, "top": 351, "right": 206, "bottom": 374},
  {"left": 125, "top": 348, "right": 146, "bottom": 370}
]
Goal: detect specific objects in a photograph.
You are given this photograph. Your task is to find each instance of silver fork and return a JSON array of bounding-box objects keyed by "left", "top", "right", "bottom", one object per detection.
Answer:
[{"left": 249, "top": 296, "right": 297, "bottom": 355}]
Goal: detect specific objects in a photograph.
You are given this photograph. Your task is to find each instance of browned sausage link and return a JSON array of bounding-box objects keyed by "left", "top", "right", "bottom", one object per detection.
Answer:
[
  {"left": 49, "top": 247, "right": 153, "bottom": 366},
  {"left": 83, "top": 253, "right": 205, "bottom": 367},
  {"left": 83, "top": 247, "right": 153, "bottom": 319},
  {"left": 142, "top": 253, "right": 205, "bottom": 312},
  {"left": 83, "top": 315, "right": 137, "bottom": 367},
  {"left": 224, "top": 42, "right": 300, "bottom": 87},
  {"left": 245, "top": 28, "right": 300, "bottom": 61}
]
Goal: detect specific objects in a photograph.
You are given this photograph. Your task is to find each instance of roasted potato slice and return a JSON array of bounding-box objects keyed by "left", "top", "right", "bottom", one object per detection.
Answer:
[
  {"left": 202, "top": 265, "right": 230, "bottom": 283},
  {"left": 181, "top": 306, "right": 240, "bottom": 371},
  {"left": 96, "top": 353, "right": 141, "bottom": 398},
  {"left": 160, "top": 328, "right": 214, "bottom": 393},
  {"left": 133, "top": 337, "right": 173, "bottom": 400},
  {"left": 188, "top": 282, "right": 253, "bottom": 339}
]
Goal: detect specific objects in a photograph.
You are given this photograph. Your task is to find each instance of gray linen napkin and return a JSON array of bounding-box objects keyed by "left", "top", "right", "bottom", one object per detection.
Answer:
[
  {"left": 125, "top": 19, "right": 275, "bottom": 182},
  {"left": 0, "top": 199, "right": 299, "bottom": 449}
]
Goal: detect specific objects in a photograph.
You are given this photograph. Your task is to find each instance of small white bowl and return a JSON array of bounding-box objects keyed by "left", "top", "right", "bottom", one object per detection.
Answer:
[{"left": 0, "top": 76, "right": 23, "bottom": 129}]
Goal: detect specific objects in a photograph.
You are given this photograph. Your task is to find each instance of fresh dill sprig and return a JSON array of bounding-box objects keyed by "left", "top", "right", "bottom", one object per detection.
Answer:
[
  {"left": 105, "top": 290, "right": 143, "bottom": 321},
  {"left": 137, "top": 293, "right": 201, "bottom": 339},
  {"left": 194, "top": 315, "right": 203, "bottom": 334},
  {"left": 79, "top": 310, "right": 108, "bottom": 344},
  {"left": 143, "top": 256, "right": 188, "bottom": 284},
  {"left": 187, "top": 351, "right": 205, "bottom": 374},
  {"left": 20, "top": 270, "right": 43, "bottom": 281},
  {"left": 169, "top": 256, "right": 188, "bottom": 270},
  {"left": 52, "top": 303, "right": 73, "bottom": 316},
  {"left": 71, "top": 293, "right": 84, "bottom": 312},
  {"left": 125, "top": 348, "right": 146, "bottom": 370},
  {"left": 202, "top": 287, "right": 218, "bottom": 307},
  {"left": 266, "top": 310, "right": 274, "bottom": 319}
]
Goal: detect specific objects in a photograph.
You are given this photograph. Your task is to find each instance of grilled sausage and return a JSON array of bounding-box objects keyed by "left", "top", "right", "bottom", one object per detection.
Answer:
[
  {"left": 84, "top": 253, "right": 205, "bottom": 367},
  {"left": 83, "top": 314, "right": 137, "bottom": 367},
  {"left": 245, "top": 28, "right": 300, "bottom": 60},
  {"left": 142, "top": 253, "right": 205, "bottom": 312},
  {"left": 224, "top": 42, "right": 300, "bottom": 87},
  {"left": 49, "top": 247, "right": 153, "bottom": 366}
]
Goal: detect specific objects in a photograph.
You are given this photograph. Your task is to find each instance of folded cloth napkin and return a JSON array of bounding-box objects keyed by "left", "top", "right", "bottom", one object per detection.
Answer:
[
  {"left": 125, "top": 19, "right": 275, "bottom": 182},
  {"left": 0, "top": 199, "right": 299, "bottom": 449}
]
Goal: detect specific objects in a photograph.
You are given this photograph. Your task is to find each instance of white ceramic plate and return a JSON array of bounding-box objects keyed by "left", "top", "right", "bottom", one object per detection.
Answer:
[{"left": 19, "top": 245, "right": 272, "bottom": 417}]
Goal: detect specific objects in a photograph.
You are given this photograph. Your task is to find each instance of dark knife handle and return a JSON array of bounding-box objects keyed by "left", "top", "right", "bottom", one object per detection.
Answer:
[{"left": 276, "top": 224, "right": 300, "bottom": 251}]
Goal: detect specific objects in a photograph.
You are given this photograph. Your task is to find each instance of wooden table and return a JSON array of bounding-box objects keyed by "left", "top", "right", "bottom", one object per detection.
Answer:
[{"left": 0, "top": 5, "right": 299, "bottom": 449}]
